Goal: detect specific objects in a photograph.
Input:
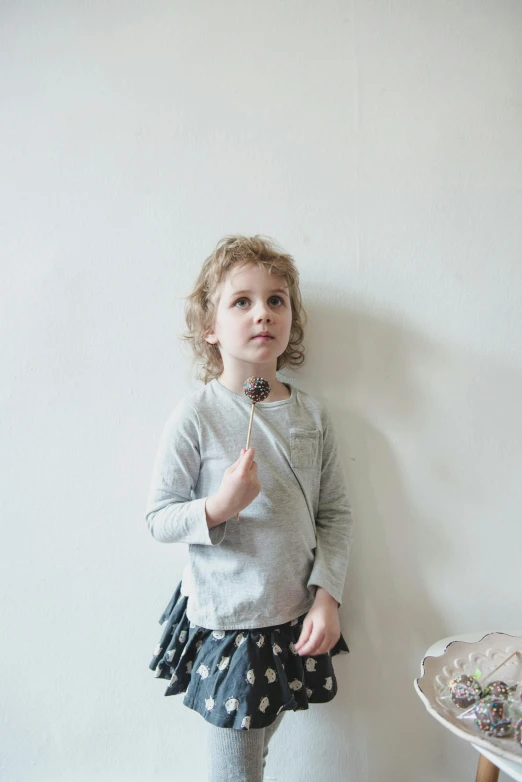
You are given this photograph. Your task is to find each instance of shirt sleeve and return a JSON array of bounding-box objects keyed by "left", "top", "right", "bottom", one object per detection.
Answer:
[
  {"left": 307, "top": 404, "right": 354, "bottom": 606},
  {"left": 145, "top": 399, "right": 228, "bottom": 546}
]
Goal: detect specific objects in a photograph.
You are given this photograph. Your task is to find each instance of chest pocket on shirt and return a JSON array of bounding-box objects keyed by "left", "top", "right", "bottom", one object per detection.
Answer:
[{"left": 289, "top": 428, "right": 320, "bottom": 470}]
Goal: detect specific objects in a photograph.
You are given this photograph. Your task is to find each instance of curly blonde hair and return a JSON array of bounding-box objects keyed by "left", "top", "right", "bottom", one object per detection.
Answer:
[{"left": 181, "top": 235, "right": 307, "bottom": 384}]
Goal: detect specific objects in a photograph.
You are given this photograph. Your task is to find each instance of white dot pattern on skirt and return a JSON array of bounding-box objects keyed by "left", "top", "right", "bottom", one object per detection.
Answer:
[{"left": 148, "top": 582, "right": 349, "bottom": 730}]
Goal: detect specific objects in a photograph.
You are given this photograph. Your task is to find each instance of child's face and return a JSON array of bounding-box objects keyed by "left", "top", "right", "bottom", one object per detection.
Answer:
[{"left": 204, "top": 263, "right": 293, "bottom": 375}]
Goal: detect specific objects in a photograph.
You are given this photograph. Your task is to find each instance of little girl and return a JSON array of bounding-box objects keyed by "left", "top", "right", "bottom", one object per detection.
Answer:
[{"left": 146, "top": 235, "right": 354, "bottom": 781}]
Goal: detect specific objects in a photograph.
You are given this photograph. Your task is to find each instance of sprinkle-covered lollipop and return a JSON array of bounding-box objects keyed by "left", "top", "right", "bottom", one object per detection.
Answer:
[
  {"left": 474, "top": 697, "right": 513, "bottom": 737},
  {"left": 449, "top": 673, "right": 483, "bottom": 709},
  {"left": 243, "top": 376, "right": 271, "bottom": 403},
  {"left": 483, "top": 680, "right": 511, "bottom": 701},
  {"left": 515, "top": 717, "right": 522, "bottom": 747},
  {"left": 235, "top": 377, "right": 271, "bottom": 521}
]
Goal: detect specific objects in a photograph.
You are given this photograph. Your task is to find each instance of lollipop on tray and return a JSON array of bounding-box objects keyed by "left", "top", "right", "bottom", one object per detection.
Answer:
[
  {"left": 474, "top": 696, "right": 513, "bottom": 738},
  {"left": 515, "top": 717, "right": 522, "bottom": 747},
  {"left": 483, "top": 680, "right": 511, "bottom": 700},
  {"left": 449, "top": 673, "right": 483, "bottom": 709},
  {"left": 235, "top": 377, "right": 271, "bottom": 521}
]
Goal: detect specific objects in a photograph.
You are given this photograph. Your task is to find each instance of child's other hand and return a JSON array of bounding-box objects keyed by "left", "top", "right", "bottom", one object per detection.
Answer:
[
  {"left": 294, "top": 592, "right": 340, "bottom": 656},
  {"left": 216, "top": 448, "right": 261, "bottom": 517}
]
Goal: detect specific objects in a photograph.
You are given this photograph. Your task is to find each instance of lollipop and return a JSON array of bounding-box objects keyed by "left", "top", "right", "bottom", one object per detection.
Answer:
[
  {"left": 244, "top": 377, "right": 271, "bottom": 403},
  {"left": 483, "top": 680, "right": 511, "bottom": 701},
  {"left": 474, "top": 696, "right": 513, "bottom": 737},
  {"left": 515, "top": 717, "right": 522, "bottom": 747},
  {"left": 235, "top": 377, "right": 271, "bottom": 521},
  {"left": 449, "top": 673, "right": 483, "bottom": 709}
]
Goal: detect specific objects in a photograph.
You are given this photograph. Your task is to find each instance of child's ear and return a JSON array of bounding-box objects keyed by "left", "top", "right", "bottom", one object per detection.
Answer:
[{"left": 203, "top": 329, "right": 218, "bottom": 345}]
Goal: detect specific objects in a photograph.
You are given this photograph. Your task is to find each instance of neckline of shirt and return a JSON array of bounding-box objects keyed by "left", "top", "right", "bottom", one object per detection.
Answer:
[{"left": 211, "top": 378, "right": 295, "bottom": 408}]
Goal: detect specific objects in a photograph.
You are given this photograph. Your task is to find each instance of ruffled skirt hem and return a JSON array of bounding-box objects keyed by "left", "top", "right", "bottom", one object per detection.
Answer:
[{"left": 148, "top": 582, "right": 349, "bottom": 730}]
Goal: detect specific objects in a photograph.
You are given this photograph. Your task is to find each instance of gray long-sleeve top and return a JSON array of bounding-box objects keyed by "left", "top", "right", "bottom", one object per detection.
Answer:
[{"left": 145, "top": 378, "right": 354, "bottom": 630}]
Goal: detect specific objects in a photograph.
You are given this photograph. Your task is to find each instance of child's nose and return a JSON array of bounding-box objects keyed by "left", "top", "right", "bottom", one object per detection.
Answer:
[{"left": 254, "top": 305, "right": 272, "bottom": 321}]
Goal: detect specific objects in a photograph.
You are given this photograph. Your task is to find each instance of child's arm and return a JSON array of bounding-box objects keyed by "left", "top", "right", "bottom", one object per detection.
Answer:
[
  {"left": 306, "top": 404, "right": 354, "bottom": 607},
  {"left": 296, "top": 404, "right": 353, "bottom": 656},
  {"left": 145, "top": 399, "right": 227, "bottom": 546}
]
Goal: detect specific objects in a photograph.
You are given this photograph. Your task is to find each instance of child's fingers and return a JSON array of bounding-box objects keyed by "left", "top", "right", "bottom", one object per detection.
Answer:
[
  {"left": 227, "top": 448, "right": 255, "bottom": 475},
  {"left": 295, "top": 620, "right": 312, "bottom": 651},
  {"left": 296, "top": 625, "right": 326, "bottom": 656},
  {"left": 241, "top": 448, "right": 255, "bottom": 466},
  {"left": 227, "top": 449, "right": 246, "bottom": 472},
  {"left": 236, "top": 448, "right": 247, "bottom": 462}
]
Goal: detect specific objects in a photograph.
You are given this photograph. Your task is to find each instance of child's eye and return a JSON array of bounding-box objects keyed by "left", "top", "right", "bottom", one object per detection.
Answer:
[{"left": 234, "top": 296, "right": 284, "bottom": 308}]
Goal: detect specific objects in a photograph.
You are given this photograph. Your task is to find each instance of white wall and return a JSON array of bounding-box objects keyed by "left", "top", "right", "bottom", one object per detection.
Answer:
[{"left": 1, "top": 1, "right": 521, "bottom": 780}]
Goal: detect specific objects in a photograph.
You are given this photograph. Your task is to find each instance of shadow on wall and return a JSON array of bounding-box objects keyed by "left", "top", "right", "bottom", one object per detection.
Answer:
[{"left": 278, "top": 289, "right": 520, "bottom": 781}]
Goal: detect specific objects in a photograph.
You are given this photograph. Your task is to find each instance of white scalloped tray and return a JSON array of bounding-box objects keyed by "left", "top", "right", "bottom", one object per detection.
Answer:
[{"left": 414, "top": 633, "right": 522, "bottom": 766}]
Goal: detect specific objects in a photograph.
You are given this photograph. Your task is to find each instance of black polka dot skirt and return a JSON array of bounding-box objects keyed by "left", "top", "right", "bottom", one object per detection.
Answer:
[{"left": 148, "top": 581, "right": 350, "bottom": 730}]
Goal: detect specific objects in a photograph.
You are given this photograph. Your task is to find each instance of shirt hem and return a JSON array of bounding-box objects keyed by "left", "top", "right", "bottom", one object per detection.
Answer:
[{"left": 185, "top": 599, "right": 316, "bottom": 631}]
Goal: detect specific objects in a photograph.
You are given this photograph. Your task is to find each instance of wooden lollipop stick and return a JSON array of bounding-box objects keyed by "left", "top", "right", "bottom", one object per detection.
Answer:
[
  {"left": 480, "top": 651, "right": 520, "bottom": 684},
  {"left": 236, "top": 403, "right": 256, "bottom": 521},
  {"left": 245, "top": 403, "right": 255, "bottom": 450},
  {"left": 235, "top": 377, "right": 271, "bottom": 521}
]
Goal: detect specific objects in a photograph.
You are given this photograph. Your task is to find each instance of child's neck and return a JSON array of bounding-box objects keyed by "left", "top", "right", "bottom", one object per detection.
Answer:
[{"left": 217, "top": 373, "right": 291, "bottom": 402}]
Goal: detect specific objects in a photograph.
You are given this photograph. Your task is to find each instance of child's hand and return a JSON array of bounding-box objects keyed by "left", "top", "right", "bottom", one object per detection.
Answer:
[
  {"left": 294, "top": 591, "right": 341, "bottom": 656},
  {"left": 215, "top": 448, "right": 261, "bottom": 518}
]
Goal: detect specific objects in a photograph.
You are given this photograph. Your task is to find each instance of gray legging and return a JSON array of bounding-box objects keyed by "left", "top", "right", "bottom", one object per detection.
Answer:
[{"left": 208, "top": 712, "right": 286, "bottom": 781}]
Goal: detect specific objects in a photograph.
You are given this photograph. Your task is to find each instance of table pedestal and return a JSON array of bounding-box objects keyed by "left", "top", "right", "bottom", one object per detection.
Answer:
[
  {"left": 476, "top": 754, "right": 499, "bottom": 782},
  {"left": 421, "top": 631, "right": 522, "bottom": 782}
]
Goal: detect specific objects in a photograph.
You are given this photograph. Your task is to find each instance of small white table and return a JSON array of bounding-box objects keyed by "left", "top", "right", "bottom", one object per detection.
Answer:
[{"left": 424, "top": 632, "right": 522, "bottom": 782}]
